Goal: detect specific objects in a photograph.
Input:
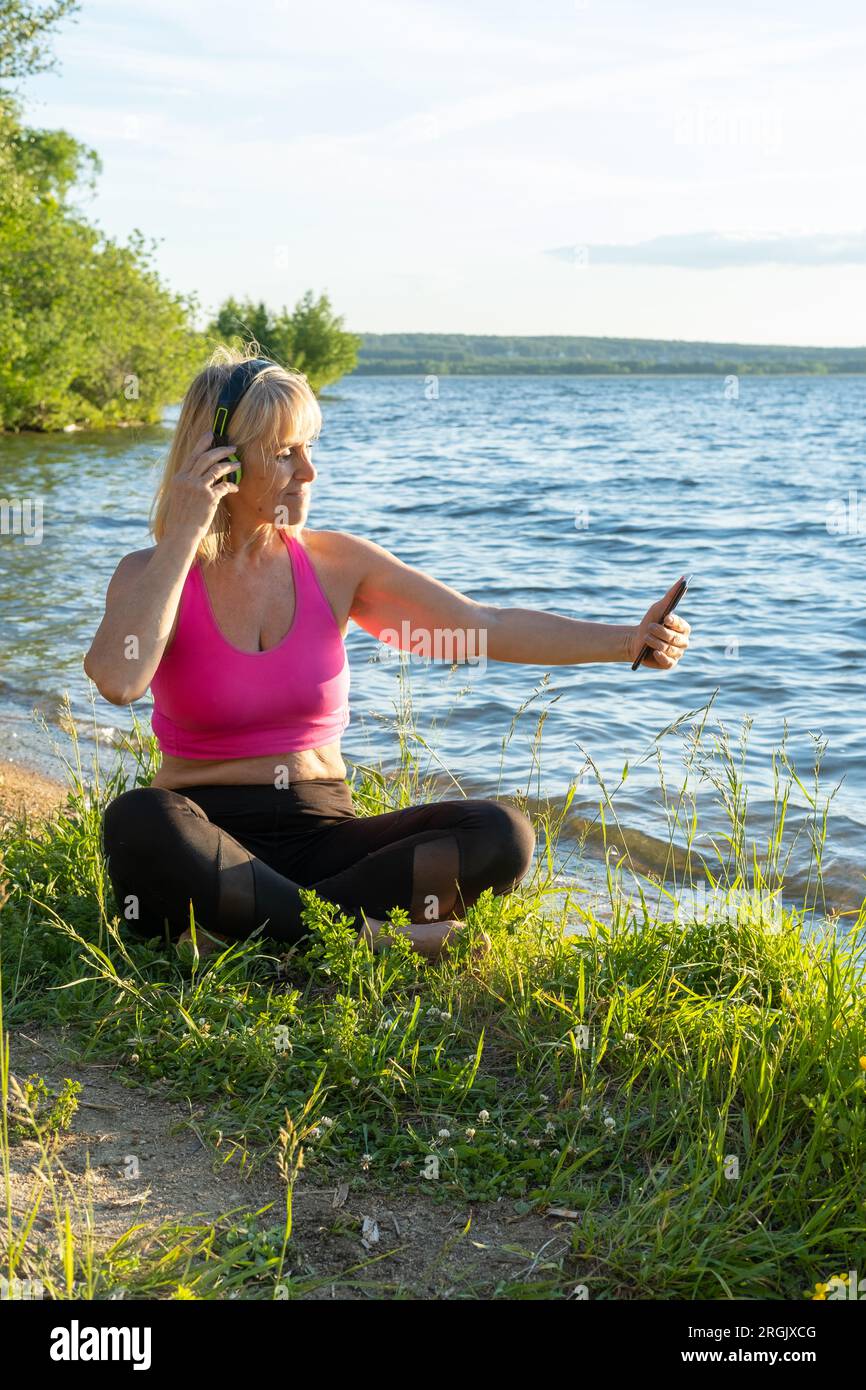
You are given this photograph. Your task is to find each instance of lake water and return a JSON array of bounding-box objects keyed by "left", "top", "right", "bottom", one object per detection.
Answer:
[{"left": 1, "top": 374, "right": 864, "bottom": 912}]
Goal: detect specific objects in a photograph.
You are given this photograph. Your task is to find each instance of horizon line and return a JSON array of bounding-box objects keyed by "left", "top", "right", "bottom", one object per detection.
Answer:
[{"left": 349, "top": 331, "right": 865, "bottom": 352}]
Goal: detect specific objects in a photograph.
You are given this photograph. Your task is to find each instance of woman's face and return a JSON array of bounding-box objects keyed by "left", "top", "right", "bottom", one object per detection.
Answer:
[{"left": 236, "top": 429, "right": 318, "bottom": 527}]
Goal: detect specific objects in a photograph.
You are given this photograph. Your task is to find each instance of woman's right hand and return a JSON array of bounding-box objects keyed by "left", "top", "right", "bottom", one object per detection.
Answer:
[
  {"left": 84, "top": 435, "right": 242, "bottom": 706},
  {"left": 161, "top": 432, "right": 241, "bottom": 542}
]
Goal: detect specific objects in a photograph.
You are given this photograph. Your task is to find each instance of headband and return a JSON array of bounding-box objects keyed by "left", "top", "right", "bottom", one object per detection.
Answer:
[{"left": 211, "top": 358, "right": 274, "bottom": 445}]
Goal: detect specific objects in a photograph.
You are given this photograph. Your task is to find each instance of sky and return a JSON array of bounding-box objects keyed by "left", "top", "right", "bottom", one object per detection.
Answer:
[{"left": 16, "top": 0, "right": 866, "bottom": 345}]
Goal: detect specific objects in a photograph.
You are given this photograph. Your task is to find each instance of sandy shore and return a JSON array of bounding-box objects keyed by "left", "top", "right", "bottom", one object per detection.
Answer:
[{"left": 0, "top": 758, "right": 67, "bottom": 824}]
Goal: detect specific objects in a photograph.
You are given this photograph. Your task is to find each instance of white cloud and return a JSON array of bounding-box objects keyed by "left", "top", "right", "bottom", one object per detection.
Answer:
[{"left": 547, "top": 231, "right": 866, "bottom": 269}]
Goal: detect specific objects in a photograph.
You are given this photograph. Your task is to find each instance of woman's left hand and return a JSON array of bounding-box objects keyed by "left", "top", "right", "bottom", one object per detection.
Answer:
[{"left": 629, "top": 581, "right": 692, "bottom": 670}]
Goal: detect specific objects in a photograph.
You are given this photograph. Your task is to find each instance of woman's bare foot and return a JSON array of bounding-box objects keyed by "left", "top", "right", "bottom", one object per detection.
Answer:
[
  {"left": 176, "top": 926, "right": 230, "bottom": 959},
  {"left": 358, "top": 915, "right": 459, "bottom": 959},
  {"left": 358, "top": 915, "right": 491, "bottom": 962}
]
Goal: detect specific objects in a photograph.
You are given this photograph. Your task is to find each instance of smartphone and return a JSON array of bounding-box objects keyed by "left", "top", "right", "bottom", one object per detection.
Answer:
[{"left": 631, "top": 573, "right": 692, "bottom": 671}]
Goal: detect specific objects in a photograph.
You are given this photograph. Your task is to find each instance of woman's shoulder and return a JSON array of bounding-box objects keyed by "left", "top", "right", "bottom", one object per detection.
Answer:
[
  {"left": 113, "top": 544, "right": 203, "bottom": 576},
  {"left": 301, "top": 527, "right": 368, "bottom": 569},
  {"left": 107, "top": 546, "right": 159, "bottom": 589},
  {"left": 302, "top": 527, "right": 354, "bottom": 553},
  {"left": 299, "top": 529, "right": 382, "bottom": 619},
  {"left": 302, "top": 528, "right": 387, "bottom": 566},
  {"left": 117, "top": 545, "right": 158, "bottom": 570},
  {"left": 106, "top": 546, "right": 199, "bottom": 604}
]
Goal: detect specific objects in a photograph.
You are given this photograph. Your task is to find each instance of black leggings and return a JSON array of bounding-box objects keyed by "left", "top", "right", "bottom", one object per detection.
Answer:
[{"left": 102, "top": 778, "right": 536, "bottom": 945}]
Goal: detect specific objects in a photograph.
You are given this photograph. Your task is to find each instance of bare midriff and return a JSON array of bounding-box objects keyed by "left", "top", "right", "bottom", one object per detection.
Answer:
[{"left": 150, "top": 738, "right": 348, "bottom": 790}]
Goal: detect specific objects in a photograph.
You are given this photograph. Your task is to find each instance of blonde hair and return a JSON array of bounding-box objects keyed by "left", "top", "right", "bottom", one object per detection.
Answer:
[{"left": 150, "top": 344, "right": 322, "bottom": 565}]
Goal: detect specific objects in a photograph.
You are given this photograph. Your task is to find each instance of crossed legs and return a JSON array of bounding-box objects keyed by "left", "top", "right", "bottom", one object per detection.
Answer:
[{"left": 102, "top": 785, "right": 536, "bottom": 956}]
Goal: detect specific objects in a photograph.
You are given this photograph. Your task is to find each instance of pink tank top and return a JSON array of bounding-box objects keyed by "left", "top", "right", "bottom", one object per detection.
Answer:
[{"left": 150, "top": 530, "right": 350, "bottom": 760}]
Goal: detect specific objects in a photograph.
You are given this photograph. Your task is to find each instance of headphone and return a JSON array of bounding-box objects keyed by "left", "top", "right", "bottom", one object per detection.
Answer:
[{"left": 210, "top": 357, "right": 274, "bottom": 485}]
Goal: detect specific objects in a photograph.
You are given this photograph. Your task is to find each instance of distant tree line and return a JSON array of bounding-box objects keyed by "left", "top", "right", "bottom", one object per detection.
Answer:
[{"left": 352, "top": 334, "right": 866, "bottom": 376}]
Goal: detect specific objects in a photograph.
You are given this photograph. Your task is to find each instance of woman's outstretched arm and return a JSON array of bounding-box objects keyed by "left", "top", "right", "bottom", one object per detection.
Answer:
[
  {"left": 483, "top": 579, "right": 690, "bottom": 669},
  {"left": 343, "top": 532, "right": 690, "bottom": 672}
]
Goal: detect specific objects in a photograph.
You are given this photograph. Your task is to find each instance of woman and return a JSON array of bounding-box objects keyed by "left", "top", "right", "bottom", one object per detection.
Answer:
[{"left": 85, "top": 350, "right": 691, "bottom": 960}]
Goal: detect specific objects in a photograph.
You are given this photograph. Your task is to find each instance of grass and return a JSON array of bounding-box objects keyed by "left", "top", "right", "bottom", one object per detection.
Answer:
[{"left": 1, "top": 665, "right": 865, "bottom": 1300}]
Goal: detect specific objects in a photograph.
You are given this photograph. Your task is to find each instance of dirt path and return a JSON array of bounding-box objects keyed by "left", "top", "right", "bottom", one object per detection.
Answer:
[
  {"left": 2, "top": 761, "right": 573, "bottom": 1298},
  {"left": 6, "top": 1027, "right": 571, "bottom": 1299},
  {"left": 0, "top": 759, "right": 67, "bottom": 826}
]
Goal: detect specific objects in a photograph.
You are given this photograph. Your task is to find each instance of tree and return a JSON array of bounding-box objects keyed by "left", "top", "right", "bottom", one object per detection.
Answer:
[
  {"left": 211, "top": 296, "right": 274, "bottom": 351},
  {"left": 208, "top": 290, "right": 360, "bottom": 393},
  {"left": 288, "top": 290, "right": 360, "bottom": 391},
  {"left": 0, "top": 8, "right": 204, "bottom": 430},
  {"left": 0, "top": 0, "right": 79, "bottom": 82},
  {"left": 7, "top": 119, "right": 99, "bottom": 198}
]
